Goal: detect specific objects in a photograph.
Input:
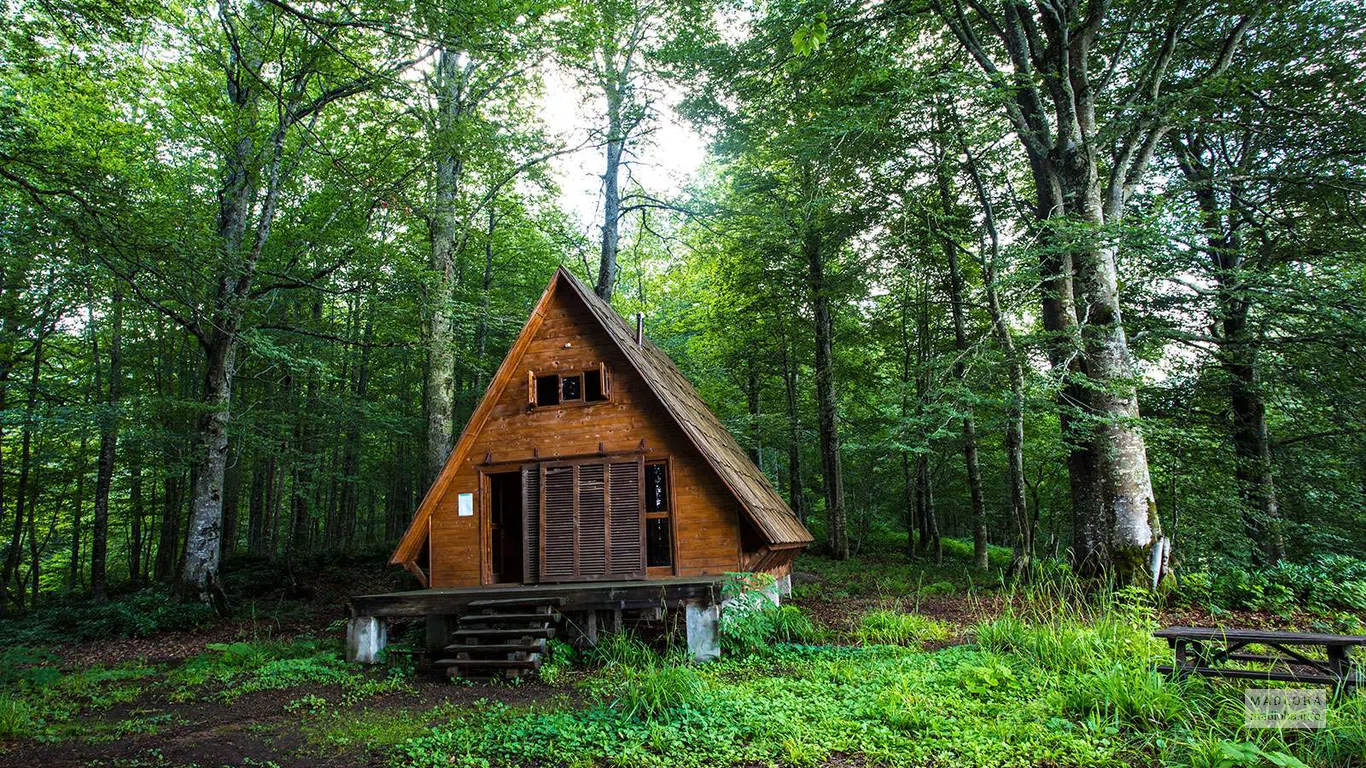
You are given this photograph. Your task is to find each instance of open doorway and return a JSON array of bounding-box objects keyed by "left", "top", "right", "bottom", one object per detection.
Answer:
[{"left": 488, "top": 472, "right": 524, "bottom": 583}]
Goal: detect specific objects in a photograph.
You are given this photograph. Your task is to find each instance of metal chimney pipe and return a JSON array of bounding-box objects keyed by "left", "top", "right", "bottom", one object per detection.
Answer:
[{"left": 635, "top": 313, "right": 643, "bottom": 345}]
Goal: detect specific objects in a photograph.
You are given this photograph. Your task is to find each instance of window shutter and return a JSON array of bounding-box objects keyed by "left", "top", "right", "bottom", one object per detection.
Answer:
[
  {"left": 599, "top": 362, "right": 611, "bottom": 397},
  {"left": 527, "top": 371, "right": 536, "bottom": 408},
  {"left": 608, "top": 459, "right": 645, "bottom": 578},
  {"left": 522, "top": 463, "right": 540, "bottom": 583},
  {"left": 578, "top": 464, "right": 607, "bottom": 578},
  {"left": 540, "top": 465, "right": 575, "bottom": 580}
]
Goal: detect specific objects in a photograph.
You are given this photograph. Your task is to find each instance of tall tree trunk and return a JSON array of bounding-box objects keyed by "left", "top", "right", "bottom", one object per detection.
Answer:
[
  {"left": 424, "top": 47, "right": 466, "bottom": 485},
  {"left": 473, "top": 208, "right": 495, "bottom": 397},
  {"left": 961, "top": 143, "right": 1031, "bottom": 566},
  {"left": 91, "top": 289, "right": 123, "bottom": 600},
  {"left": 69, "top": 435, "right": 89, "bottom": 592},
  {"left": 339, "top": 309, "right": 372, "bottom": 550},
  {"left": 595, "top": 70, "right": 625, "bottom": 301},
  {"left": 781, "top": 338, "right": 805, "bottom": 524},
  {"left": 1170, "top": 134, "right": 1283, "bottom": 565},
  {"left": 5, "top": 332, "right": 44, "bottom": 608},
  {"left": 180, "top": 332, "right": 235, "bottom": 606},
  {"left": 128, "top": 449, "right": 143, "bottom": 588},
  {"left": 155, "top": 473, "right": 182, "bottom": 581},
  {"left": 936, "top": 164, "right": 988, "bottom": 570},
  {"left": 745, "top": 360, "right": 762, "bottom": 470},
  {"left": 914, "top": 281, "right": 942, "bottom": 563},
  {"left": 804, "top": 229, "right": 847, "bottom": 559}
]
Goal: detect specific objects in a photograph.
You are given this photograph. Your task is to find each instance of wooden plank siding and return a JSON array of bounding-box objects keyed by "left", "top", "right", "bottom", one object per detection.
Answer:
[{"left": 427, "top": 281, "right": 743, "bottom": 587}]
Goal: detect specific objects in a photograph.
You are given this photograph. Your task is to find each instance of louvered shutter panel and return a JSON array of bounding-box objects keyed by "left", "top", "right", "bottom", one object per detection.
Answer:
[
  {"left": 577, "top": 464, "right": 607, "bottom": 578},
  {"left": 522, "top": 463, "right": 540, "bottom": 583},
  {"left": 608, "top": 459, "right": 645, "bottom": 578},
  {"left": 540, "top": 465, "right": 575, "bottom": 580}
]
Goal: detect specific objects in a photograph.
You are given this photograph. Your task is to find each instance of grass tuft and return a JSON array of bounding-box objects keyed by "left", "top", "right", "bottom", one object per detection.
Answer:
[{"left": 856, "top": 609, "right": 952, "bottom": 646}]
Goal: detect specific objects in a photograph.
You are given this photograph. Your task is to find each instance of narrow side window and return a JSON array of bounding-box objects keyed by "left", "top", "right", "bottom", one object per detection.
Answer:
[{"left": 645, "top": 461, "right": 671, "bottom": 568}]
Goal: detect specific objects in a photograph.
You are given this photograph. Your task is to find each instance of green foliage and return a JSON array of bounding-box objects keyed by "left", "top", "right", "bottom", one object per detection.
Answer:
[
  {"left": 537, "top": 638, "right": 576, "bottom": 685},
  {"left": 1175, "top": 555, "right": 1366, "bottom": 614},
  {"left": 600, "top": 662, "right": 710, "bottom": 722},
  {"left": 719, "top": 573, "right": 823, "bottom": 654},
  {"left": 390, "top": 607, "right": 1361, "bottom": 768},
  {"left": 0, "top": 589, "right": 214, "bottom": 645},
  {"left": 584, "top": 632, "right": 656, "bottom": 669},
  {"left": 856, "top": 609, "right": 951, "bottom": 646}
]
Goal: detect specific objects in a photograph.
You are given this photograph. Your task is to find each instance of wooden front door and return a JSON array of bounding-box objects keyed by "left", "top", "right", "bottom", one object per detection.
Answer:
[{"left": 538, "top": 457, "right": 646, "bottom": 582}]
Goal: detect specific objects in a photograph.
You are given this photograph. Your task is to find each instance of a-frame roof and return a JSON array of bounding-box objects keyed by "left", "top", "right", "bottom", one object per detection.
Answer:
[{"left": 391, "top": 267, "right": 812, "bottom": 571}]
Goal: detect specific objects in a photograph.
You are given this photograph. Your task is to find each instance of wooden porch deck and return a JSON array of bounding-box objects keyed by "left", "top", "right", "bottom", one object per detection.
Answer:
[{"left": 347, "top": 576, "right": 724, "bottom": 618}]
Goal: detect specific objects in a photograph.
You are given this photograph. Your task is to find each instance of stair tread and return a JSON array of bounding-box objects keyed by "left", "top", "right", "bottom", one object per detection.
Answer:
[
  {"left": 450, "top": 628, "right": 556, "bottom": 639},
  {"left": 459, "top": 613, "right": 558, "bottom": 624},
  {"left": 435, "top": 657, "right": 542, "bottom": 669},
  {"left": 442, "top": 641, "right": 546, "bottom": 654},
  {"left": 467, "top": 596, "right": 567, "bottom": 608}
]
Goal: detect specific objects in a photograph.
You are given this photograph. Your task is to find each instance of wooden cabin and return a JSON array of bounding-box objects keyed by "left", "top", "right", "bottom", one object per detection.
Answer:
[{"left": 347, "top": 267, "right": 812, "bottom": 674}]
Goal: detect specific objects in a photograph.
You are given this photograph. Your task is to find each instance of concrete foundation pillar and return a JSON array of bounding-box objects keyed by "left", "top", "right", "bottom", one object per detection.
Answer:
[
  {"left": 777, "top": 573, "right": 792, "bottom": 597},
  {"left": 685, "top": 601, "right": 720, "bottom": 663},
  {"left": 347, "top": 616, "right": 387, "bottom": 664}
]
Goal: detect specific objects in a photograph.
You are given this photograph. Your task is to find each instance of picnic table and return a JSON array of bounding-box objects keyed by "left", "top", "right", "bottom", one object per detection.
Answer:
[{"left": 1155, "top": 626, "right": 1364, "bottom": 692}]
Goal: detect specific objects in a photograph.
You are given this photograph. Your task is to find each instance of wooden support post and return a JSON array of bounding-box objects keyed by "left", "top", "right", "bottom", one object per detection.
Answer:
[
  {"left": 584, "top": 610, "right": 599, "bottom": 646},
  {"left": 347, "top": 616, "right": 387, "bottom": 664},
  {"left": 425, "top": 615, "right": 453, "bottom": 652}
]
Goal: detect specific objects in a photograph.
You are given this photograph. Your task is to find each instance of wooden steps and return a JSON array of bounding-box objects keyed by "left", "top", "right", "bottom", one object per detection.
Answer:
[{"left": 433, "top": 602, "right": 562, "bottom": 681}]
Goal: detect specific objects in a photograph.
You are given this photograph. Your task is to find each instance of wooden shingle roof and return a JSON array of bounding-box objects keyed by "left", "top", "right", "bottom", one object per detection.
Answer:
[{"left": 556, "top": 268, "right": 813, "bottom": 548}]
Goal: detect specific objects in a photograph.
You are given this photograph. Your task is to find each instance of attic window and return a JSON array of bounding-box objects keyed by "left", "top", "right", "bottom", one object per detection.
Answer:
[
  {"left": 535, "top": 375, "right": 560, "bottom": 406},
  {"left": 528, "top": 364, "right": 611, "bottom": 409},
  {"left": 584, "top": 369, "right": 607, "bottom": 402},
  {"left": 561, "top": 374, "right": 581, "bottom": 401}
]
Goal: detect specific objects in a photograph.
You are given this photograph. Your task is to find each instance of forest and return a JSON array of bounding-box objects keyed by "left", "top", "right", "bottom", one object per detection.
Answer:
[{"left": 1, "top": 0, "right": 1364, "bottom": 766}]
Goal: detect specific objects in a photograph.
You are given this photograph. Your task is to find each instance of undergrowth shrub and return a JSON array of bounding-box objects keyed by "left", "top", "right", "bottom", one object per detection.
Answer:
[
  {"left": 974, "top": 612, "right": 1162, "bottom": 673},
  {"left": 584, "top": 632, "right": 655, "bottom": 668},
  {"left": 718, "top": 573, "right": 822, "bottom": 654},
  {"left": 1175, "top": 554, "right": 1366, "bottom": 614},
  {"left": 605, "top": 662, "right": 710, "bottom": 721},
  {"left": 856, "top": 610, "right": 951, "bottom": 646},
  {"left": 538, "top": 639, "right": 575, "bottom": 684},
  {"left": 1058, "top": 665, "right": 1190, "bottom": 733},
  {"left": 0, "top": 589, "right": 213, "bottom": 645},
  {"left": 0, "top": 694, "right": 33, "bottom": 739}
]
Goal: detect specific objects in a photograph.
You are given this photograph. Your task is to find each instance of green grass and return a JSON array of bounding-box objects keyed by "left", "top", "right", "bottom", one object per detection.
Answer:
[
  {"left": 388, "top": 594, "right": 1361, "bottom": 768},
  {"left": 856, "top": 609, "right": 952, "bottom": 646}
]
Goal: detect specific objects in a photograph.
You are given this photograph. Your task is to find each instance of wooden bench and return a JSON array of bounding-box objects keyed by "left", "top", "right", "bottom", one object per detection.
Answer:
[{"left": 1155, "top": 626, "right": 1364, "bottom": 693}]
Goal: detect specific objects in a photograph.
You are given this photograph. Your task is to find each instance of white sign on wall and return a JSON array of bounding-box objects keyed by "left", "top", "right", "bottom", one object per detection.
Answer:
[{"left": 457, "top": 492, "right": 474, "bottom": 517}]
